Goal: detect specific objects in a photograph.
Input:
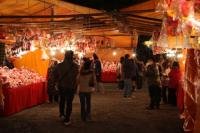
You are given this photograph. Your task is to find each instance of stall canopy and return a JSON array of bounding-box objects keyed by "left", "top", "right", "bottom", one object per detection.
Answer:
[
  {"left": 0, "top": 0, "right": 162, "bottom": 47},
  {"left": 0, "top": 0, "right": 163, "bottom": 76}
]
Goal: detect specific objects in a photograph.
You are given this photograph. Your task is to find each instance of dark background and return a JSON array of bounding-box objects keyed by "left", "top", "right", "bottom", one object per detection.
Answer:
[{"left": 64, "top": 0, "right": 149, "bottom": 11}]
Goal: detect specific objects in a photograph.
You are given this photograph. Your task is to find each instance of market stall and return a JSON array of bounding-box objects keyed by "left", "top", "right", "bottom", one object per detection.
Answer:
[
  {"left": 142, "top": 0, "right": 200, "bottom": 132},
  {"left": 0, "top": 67, "right": 46, "bottom": 116},
  {"left": 2, "top": 1, "right": 200, "bottom": 128}
]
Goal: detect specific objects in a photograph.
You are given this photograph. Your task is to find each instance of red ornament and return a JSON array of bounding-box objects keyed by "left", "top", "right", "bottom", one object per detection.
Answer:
[{"left": 181, "top": 0, "right": 190, "bottom": 17}]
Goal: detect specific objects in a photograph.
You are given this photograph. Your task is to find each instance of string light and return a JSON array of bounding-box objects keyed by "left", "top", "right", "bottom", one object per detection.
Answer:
[
  {"left": 132, "top": 53, "right": 136, "bottom": 57},
  {"left": 78, "top": 52, "right": 84, "bottom": 58},
  {"left": 30, "top": 41, "right": 37, "bottom": 51},
  {"left": 50, "top": 50, "right": 56, "bottom": 56},
  {"left": 112, "top": 51, "right": 116, "bottom": 56},
  {"left": 167, "top": 53, "right": 176, "bottom": 57},
  {"left": 177, "top": 53, "right": 183, "bottom": 58},
  {"left": 30, "top": 45, "right": 37, "bottom": 51},
  {"left": 166, "top": 49, "right": 176, "bottom": 57},
  {"left": 66, "top": 46, "right": 71, "bottom": 50},
  {"left": 41, "top": 49, "right": 49, "bottom": 60},
  {"left": 19, "top": 51, "right": 28, "bottom": 56},
  {"left": 144, "top": 41, "right": 153, "bottom": 47},
  {"left": 60, "top": 49, "right": 65, "bottom": 53}
]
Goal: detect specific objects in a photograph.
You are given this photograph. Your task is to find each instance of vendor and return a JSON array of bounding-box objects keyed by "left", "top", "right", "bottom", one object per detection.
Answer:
[{"left": 4, "top": 57, "right": 14, "bottom": 69}]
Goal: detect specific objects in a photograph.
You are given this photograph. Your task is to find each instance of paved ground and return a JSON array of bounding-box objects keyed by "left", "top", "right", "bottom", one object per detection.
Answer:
[{"left": 0, "top": 83, "right": 183, "bottom": 133}]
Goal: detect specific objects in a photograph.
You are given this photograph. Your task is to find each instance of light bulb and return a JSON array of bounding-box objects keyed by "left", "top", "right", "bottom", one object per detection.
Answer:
[
  {"left": 60, "top": 49, "right": 65, "bottom": 53},
  {"left": 41, "top": 50, "right": 49, "bottom": 60},
  {"left": 113, "top": 51, "right": 116, "bottom": 56},
  {"left": 177, "top": 53, "right": 183, "bottom": 58},
  {"left": 50, "top": 50, "right": 56, "bottom": 56}
]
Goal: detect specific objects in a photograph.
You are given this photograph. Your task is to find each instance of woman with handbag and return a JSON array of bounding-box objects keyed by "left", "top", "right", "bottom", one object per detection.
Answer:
[{"left": 77, "top": 57, "right": 96, "bottom": 122}]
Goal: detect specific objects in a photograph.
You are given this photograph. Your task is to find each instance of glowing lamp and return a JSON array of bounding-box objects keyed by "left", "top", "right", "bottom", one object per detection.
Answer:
[
  {"left": 112, "top": 51, "right": 116, "bottom": 56},
  {"left": 177, "top": 53, "right": 183, "bottom": 58},
  {"left": 60, "top": 49, "right": 65, "bottom": 53},
  {"left": 50, "top": 50, "right": 56, "bottom": 56}
]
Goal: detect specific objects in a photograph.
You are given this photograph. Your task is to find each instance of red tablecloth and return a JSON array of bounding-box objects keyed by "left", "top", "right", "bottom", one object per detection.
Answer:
[
  {"left": 101, "top": 72, "right": 117, "bottom": 83},
  {"left": 0, "top": 82, "right": 47, "bottom": 116}
]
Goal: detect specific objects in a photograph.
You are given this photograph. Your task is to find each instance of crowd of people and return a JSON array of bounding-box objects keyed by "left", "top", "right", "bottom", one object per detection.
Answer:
[
  {"left": 116, "top": 54, "right": 183, "bottom": 110},
  {"left": 46, "top": 51, "right": 183, "bottom": 126},
  {"left": 46, "top": 51, "right": 104, "bottom": 125}
]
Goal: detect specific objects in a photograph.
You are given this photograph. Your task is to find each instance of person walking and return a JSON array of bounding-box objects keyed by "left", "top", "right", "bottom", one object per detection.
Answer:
[
  {"left": 136, "top": 59, "right": 145, "bottom": 90},
  {"left": 117, "top": 56, "right": 124, "bottom": 90},
  {"left": 77, "top": 57, "right": 96, "bottom": 122},
  {"left": 93, "top": 53, "right": 104, "bottom": 93},
  {"left": 146, "top": 58, "right": 162, "bottom": 109},
  {"left": 130, "top": 58, "right": 138, "bottom": 92},
  {"left": 161, "top": 60, "right": 171, "bottom": 104},
  {"left": 168, "top": 61, "right": 182, "bottom": 106},
  {"left": 123, "top": 54, "right": 133, "bottom": 98},
  {"left": 54, "top": 50, "right": 79, "bottom": 126}
]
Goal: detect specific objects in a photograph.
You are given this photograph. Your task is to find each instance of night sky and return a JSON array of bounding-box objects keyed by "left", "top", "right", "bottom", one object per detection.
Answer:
[{"left": 63, "top": 0, "right": 149, "bottom": 11}]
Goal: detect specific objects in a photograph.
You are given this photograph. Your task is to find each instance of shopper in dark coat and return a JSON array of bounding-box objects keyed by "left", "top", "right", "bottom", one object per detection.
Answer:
[
  {"left": 146, "top": 58, "right": 162, "bottom": 109},
  {"left": 117, "top": 56, "right": 124, "bottom": 90},
  {"left": 54, "top": 50, "right": 79, "bottom": 126},
  {"left": 47, "top": 60, "right": 58, "bottom": 103},
  {"left": 136, "top": 59, "right": 145, "bottom": 90},
  {"left": 123, "top": 54, "right": 133, "bottom": 97},
  {"left": 93, "top": 53, "right": 104, "bottom": 92}
]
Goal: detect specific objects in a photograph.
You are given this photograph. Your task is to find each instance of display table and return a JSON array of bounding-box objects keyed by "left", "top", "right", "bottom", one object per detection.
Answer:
[
  {"left": 0, "top": 82, "right": 47, "bottom": 116},
  {"left": 101, "top": 72, "right": 117, "bottom": 83}
]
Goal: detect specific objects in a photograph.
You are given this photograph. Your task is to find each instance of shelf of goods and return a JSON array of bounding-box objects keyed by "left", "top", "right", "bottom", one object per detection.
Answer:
[
  {"left": 101, "top": 61, "right": 117, "bottom": 83},
  {"left": 0, "top": 67, "right": 47, "bottom": 116}
]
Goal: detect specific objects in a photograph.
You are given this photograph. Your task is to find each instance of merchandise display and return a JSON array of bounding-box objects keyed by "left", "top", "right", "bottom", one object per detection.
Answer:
[
  {"left": 0, "top": 82, "right": 47, "bottom": 116},
  {"left": 0, "top": 1, "right": 200, "bottom": 132},
  {"left": 102, "top": 61, "right": 117, "bottom": 73},
  {"left": 0, "top": 67, "right": 45, "bottom": 88},
  {"left": 101, "top": 61, "right": 117, "bottom": 82},
  {"left": 0, "top": 67, "right": 47, "bottom": 116}
]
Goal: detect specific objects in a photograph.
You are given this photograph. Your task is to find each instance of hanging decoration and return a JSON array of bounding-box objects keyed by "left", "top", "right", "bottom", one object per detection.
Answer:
[
  {"left": 1, "top": 28, "right": 112, "bottom": 59},
  {"left": 156, "top": 0, "right": 200, "bottom": 49}
]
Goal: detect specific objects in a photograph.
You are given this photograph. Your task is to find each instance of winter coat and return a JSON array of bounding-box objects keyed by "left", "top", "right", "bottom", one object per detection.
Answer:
[
  {"left": 93, "top": 59, "right": 102, "bottom": 81},
  {"left": 146, "top": 63, "right": 161, "bottom": 87},
  {"left": 123, "top": 59, "right": 134, "bottom": 79},
  {"left": 79, "top": 71, "right": 95, "bottom": 93},
  {"left": 54, "top": 61, "right": 79, "bottom": 91}
]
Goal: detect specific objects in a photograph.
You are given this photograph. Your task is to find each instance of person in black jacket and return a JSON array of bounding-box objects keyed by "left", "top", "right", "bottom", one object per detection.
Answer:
[
  {"left": 93, "top": 53, "right": 104, "bottom": 93},
  {"left": 123, "top": 54, "right": 134, "bottom": 98},
  {"left": 54, "top": 50, "right": 79, "bottom": 126}
]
